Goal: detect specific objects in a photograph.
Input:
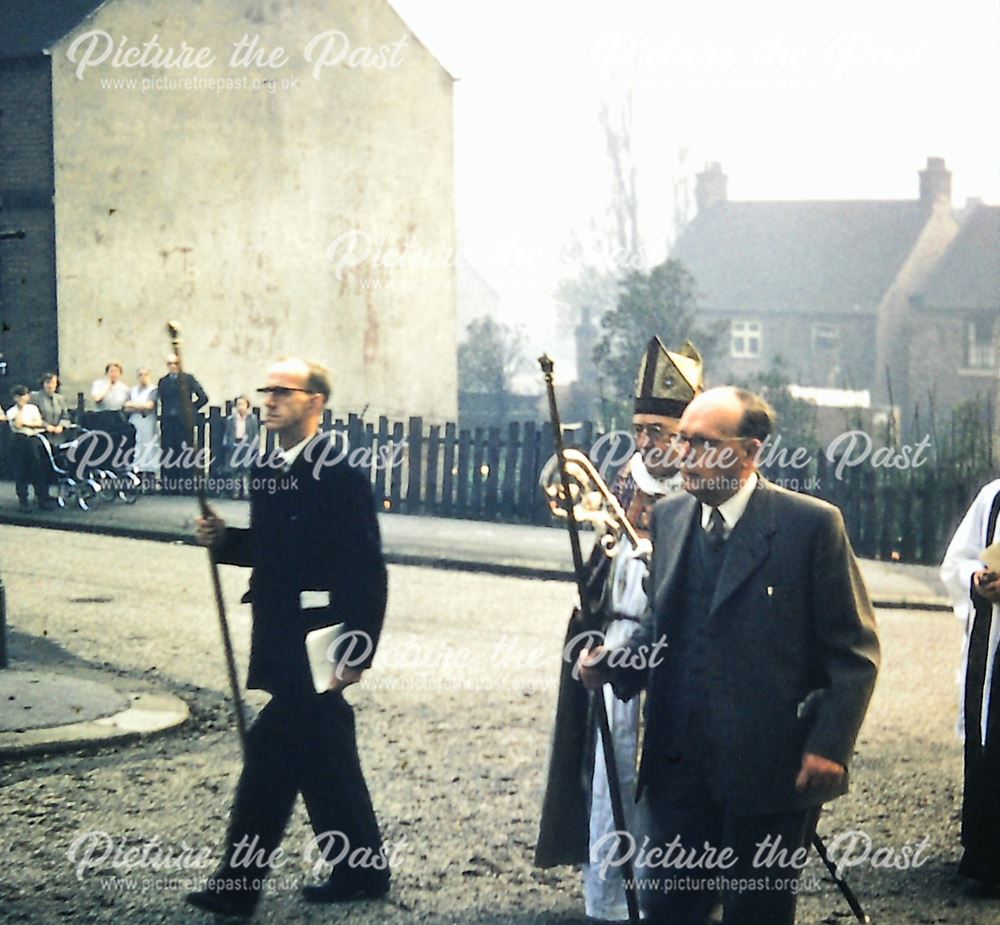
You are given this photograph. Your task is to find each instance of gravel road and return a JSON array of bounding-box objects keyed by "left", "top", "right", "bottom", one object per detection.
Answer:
[{"left": 0, "top": 525, "right": 994, "bottom": 924}]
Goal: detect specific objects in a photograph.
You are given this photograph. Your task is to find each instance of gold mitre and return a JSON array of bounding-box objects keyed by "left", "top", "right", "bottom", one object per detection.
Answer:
[{"left": 634, "top": 337, "right": 704, "bottom": 417}]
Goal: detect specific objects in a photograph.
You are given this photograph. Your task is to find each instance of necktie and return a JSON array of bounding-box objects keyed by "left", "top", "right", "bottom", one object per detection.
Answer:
[{"left": 705, "top": 507, "right": 727, "bottom": 548}]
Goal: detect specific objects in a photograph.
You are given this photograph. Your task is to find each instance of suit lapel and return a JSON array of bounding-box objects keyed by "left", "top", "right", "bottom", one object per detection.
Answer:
[
  {"left": 709, "top": 479, "right": 776, "bottom": 616},
  {"left": 652, "top": 494, "right": 699, "bottom": 618}
]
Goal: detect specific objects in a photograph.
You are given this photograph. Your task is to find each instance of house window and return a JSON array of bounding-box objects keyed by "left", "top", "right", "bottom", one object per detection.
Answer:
[
  {"left": 811, "top": 323, "right": 839, "bottom": 354},
  {"left": 967, "top": 318, "right": 996, "bottom": 368},
  {"left": 730, "top": 320, "right": 761, "bottom": 358}
]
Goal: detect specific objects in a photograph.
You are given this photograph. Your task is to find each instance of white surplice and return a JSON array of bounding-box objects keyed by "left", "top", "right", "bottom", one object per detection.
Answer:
[
  {"left": 940, "top": 479, "right": 1000, "bottom": 746},
  {"left": 583, "top": 457, "right": 678, "bottom": 922}
]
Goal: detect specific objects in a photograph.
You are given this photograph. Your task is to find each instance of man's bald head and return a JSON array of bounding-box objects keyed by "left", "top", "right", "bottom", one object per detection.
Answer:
[
  {"left": 268, "top": 357, "right": 332, "bottom": 402},
  {"left": 261, "top": 357, "right": 332, "bottom": 447},
  {"left": 684, "top": 387, "right": 774, "bottom": 442},
  {"left": 677, "top": 387, "right": 774, "bottom": 505}
]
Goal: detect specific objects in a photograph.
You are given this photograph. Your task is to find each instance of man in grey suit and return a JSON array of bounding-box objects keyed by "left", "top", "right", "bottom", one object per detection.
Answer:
[{"left": 581, "top": 387, "right": 880, "bottom": 925}]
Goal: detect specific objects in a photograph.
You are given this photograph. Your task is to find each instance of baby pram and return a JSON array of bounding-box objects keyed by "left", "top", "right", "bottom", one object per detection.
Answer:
[{"left": 35, "top": 415, "right": 141, "bottom": 510}]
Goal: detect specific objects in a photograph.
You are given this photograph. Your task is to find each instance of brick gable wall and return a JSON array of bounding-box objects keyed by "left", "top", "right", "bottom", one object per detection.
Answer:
[{"left": 0, "top": 54, "right": 58, "bottom": 397}]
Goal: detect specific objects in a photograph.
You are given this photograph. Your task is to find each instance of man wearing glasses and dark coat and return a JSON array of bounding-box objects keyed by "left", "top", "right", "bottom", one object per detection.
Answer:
[
  {"left": 157, "top": 353, "right": 209, "bottom": 494},
  {"left": 188, "top": 357, "right": 389, "bottom": 918},
  {"left": 580, "top": 386, "right": 880, "bottom": 925}
]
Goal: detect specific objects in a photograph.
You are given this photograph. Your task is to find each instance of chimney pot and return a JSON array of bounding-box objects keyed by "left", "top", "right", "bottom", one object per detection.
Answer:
[
  {"left": 919, "top": 156, "right": 951, "bottom": 208},
  {"left": 695, "top": 162, "right": 727, "bottom": 214}
]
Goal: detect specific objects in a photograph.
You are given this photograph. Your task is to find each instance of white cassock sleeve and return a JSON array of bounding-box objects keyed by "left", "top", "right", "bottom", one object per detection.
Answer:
[{"left": 940, "top": 479, "right": 1000, "bottom": 745}]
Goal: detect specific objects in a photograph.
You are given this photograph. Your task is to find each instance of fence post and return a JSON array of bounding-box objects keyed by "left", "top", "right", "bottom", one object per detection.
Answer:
[
  {"left": 535, "top": 421, "right": 554, "bottom": 524},
  {"left": 406, "top": 416, "right": 423, "bottom": 514},
  {"left": 207, "top": 405, "right": 225, "bottom": 494},
  {"left": 388, "top": 420, "right": 404, "bottom": 513},
  {"left": 442, "top": 422, "right": 457, "bottom": 516},
  {"left": 456, "top": 427, "right": 471, "bottom": 516},
  {"left": 425, "top": 423, "right": 441, "bottom": 513},
  {"left": 471, "top": 428, "right": 485, "bottom": 518},
  {"left": 363, "top": 421, "right": 375, "bottom": 487},
  {"left": 861, "top": 465, "right": 879, "bottom": 558},
  {"left": 898, "top": 472, "right": 916, "bottom": 562},
  {"left": 501, "top": 422, "right": 519, "bottom": 521},
  {"left": 517, "top": 420, "right": 537, "bottom": 520},
  {"left": 374, "top": 416, "right": 389, "bottom": 508},
  {"left": 485, "top": 427, "right": 501, "bottom": 520}
]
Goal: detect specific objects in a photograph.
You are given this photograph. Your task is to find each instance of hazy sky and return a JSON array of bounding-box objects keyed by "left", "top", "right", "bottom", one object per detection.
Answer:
[{"left": 391, "top": 0, "right": 1000, "bottom": 368}]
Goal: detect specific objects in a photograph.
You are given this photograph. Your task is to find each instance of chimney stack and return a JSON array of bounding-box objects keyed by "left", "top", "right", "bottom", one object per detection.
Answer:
[
  {"left": 695, "top": 162, "right": 727, "bottom": 214},
  {"left": 919, "top": 157, "right": 951, "bottom": 209}
]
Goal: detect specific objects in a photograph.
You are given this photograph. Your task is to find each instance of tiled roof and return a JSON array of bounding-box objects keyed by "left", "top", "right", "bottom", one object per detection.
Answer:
[
  {"left": 671, "top": 200, "right": 933, "bottom": 316},
  {"left": 914, "top": 205, "right": 1000, "bottom": 312}
]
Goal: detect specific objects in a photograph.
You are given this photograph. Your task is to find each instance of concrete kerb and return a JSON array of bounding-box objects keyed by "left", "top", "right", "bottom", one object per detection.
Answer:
[
  {"left": 0, "top": 675, "right": 190, "bottom": 760},
  {"left": 0, "top": 506, "right": 952, "bottom": 611}
]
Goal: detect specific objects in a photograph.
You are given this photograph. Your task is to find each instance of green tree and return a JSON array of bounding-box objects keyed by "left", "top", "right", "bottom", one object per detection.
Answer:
[
  {"left": 736, "top": 356, "right": 818, "bottom": 455},
  {"left": 592, "top": 259, "right": 717, "bottom": 426},
  {"left": 458, "top": 317, "right": 529, "bottom": 424}
]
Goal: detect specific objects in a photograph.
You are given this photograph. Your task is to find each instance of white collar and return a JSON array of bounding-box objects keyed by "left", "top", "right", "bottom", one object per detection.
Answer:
[
  {"left": 628, "top": 452, "right": 682, "bottom": 496},
  {"left": 700, "top": 471, "right": 759, "bottom": 533},
  {"left": 278, "top": 433, "right": 315, "bottom": 467}
]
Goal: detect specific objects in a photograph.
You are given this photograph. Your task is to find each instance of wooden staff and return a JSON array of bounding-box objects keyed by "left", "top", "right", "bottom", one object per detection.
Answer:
[
  {"left": 812, "top": 832, "right": 873, "bottom": 923},
  {"left": 538, "top": 354, "right": 641, "bottom": 924},
  {"left": 167, "top": 321, "right": 248, "bottom": 756}
]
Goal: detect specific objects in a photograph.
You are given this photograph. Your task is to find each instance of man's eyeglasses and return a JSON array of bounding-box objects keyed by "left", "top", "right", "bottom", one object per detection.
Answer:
[
  {"left": 256, "top": 386, "right": 316, "bottom": 398},
  {"left": 633, "top": 423, "right": 670, "bottom": 439},
  {"left": 669, "top": 432, "right": 745, "bottom": 452}
]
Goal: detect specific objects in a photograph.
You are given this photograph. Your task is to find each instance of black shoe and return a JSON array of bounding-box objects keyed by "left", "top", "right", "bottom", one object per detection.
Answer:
[
  {"left": 185, "top": 888, "right": 258, "bottom": 918},
  {"left": 17, "top": 500, "right": 31, "bottom": 513},
  {"left": 302, "top": 877, "right": 389, "bottom": 904},
  {"left": 39, "top": 498, "right": 59, "bottom": 511}
]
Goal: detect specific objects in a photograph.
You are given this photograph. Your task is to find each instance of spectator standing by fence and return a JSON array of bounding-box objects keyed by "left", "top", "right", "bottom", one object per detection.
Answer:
[
  {"left": 89, "top": 361, "right": 134, "bottom": 464},
  {"left": 32, "top": 372, "right": 71, "bottom": 446},
  {"left": 6, "top": 385, "right": 55, "bottom": 512},
  {"left": 125, "top": 367, "right": 160, "bottom": 489},
  {"left": 157, "top": 354, "right": 208, "bottom": 494},
  {"left": 222, "top": 394, "right": 258, "bottom": 499},
  {"left": 90, "top": 362, "right": 130, "bottom": 411}
]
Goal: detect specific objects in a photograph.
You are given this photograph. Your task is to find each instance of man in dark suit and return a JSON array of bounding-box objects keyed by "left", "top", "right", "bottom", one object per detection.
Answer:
[
  {"left": 188, "top": 357, "right": 389, "bottom": 918},
  {"left": 581, "top": 387, "right": 880, "bottom": 925},
  {"left": 157, "top": 353, "right": 208, "bottom": 494}
]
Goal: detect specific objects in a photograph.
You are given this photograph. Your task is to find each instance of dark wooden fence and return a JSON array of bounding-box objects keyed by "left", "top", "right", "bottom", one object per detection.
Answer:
[
  {"left": 2, "top": 396, "right": 994, "bottom": 565},
  {"left": 173, "top": 407, "right": 1000, "bottom": 565},
  {"left": 762, "top": 453, "right": 992, "bottom": 566}
]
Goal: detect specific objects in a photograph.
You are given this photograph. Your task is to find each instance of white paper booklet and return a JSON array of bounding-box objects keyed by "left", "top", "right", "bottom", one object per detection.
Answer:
[{"left": 304, "top": 625, "right": 340, "bottom": 694}]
